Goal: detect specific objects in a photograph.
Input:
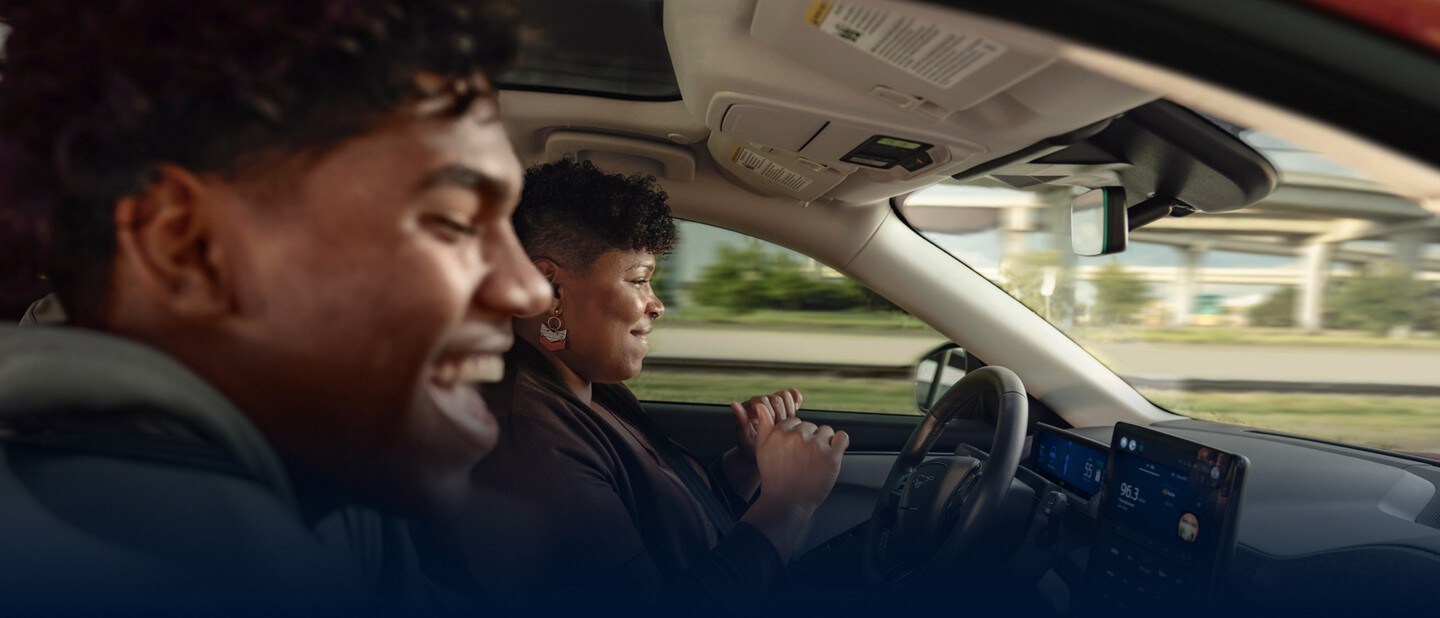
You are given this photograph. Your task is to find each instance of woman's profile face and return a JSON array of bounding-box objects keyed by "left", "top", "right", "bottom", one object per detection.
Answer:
[{"left": 555, "top": 248, "right": 665, "bottom": 384}]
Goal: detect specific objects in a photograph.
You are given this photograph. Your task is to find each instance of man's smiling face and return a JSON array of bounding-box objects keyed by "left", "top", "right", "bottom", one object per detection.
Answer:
[{"left": 200, "top": 94, "right": 550, "bottom": 517}]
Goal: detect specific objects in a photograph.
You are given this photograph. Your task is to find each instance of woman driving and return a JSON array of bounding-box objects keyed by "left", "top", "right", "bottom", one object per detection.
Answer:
[{"left": 458, "top": 159, "right": 848, "bottom": 611}]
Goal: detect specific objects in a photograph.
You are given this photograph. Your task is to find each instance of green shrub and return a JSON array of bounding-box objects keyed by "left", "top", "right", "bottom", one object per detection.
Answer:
[
  {"left": 692, "top": 241, "right": 899, "bottom": 313},
  {"left": 1328, "top": 262, "right": 1432, "bottom": 335},
  {"left": 1248, "top": 287, "right": 1296, "bottom": 327},
  {"left": 1092, "top": 261, "right": 1152, "bottom": 325}
]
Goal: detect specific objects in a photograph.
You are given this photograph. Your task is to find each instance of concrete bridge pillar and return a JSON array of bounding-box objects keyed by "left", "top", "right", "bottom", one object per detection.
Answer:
[
  {"left": 1001, "top": 206, "right": 1036, "bottom": 260},
  {"left": 1390, "top": 230, "right": 1426, "bottom": 274},
  {"left": 1172, "top": 246, "right": 1205, "bottom": 326},
  {"left": 1297, "top": 241, "right": 1335, "bottom": 333}
]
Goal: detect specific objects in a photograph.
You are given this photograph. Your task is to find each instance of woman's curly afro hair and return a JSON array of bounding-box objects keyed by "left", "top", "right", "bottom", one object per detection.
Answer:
[
  {"left": 0, "top": 0, "right": 521, "bottom": 321},
  {"left": 515, "top": 159, "right": 678, "bottom": 272}
]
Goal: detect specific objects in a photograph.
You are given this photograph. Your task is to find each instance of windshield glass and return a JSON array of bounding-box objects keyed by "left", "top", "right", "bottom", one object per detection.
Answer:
[{"left": 905, "top": 132, "right": 1440, "bottom": 460}]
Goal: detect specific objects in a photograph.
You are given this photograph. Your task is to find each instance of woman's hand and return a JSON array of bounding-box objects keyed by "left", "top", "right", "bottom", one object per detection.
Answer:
[
  {"left": 740, "top": 399, "right": 849, "bottom": 561},
  {"left": 729, "top": 388, "right": 802, "bottom": 461},
  {"left": 752, "top": 402, "right": 847, "bottom": 511}
]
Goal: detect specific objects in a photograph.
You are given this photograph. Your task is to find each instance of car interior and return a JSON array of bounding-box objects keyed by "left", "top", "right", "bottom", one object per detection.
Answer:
[{"left": 493, "top": 0, "right": 1440, "bottom": 613}]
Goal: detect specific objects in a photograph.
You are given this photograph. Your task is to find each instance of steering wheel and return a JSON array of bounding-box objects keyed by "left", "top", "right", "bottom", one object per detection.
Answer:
[{"left": 862, "top": 366, "right": 1029, "bottom": 588}]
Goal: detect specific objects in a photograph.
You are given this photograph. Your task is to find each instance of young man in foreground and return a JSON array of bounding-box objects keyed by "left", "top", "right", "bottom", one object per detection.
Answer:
[{"left": 0, "top": 1, "right": 549, "bottom": 611}]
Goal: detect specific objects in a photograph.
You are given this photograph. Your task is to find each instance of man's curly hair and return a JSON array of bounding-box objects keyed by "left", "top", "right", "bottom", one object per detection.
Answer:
[
  {"left": 0, "top": 0, "right": 521, "bottom": 323},
  {"left": 515, "top": 159, "right": 678, "bottom": 273}
]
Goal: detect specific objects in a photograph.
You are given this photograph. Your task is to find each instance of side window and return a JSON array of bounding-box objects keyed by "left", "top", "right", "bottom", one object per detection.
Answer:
[{"left": 629, "top": 221, "right": 944, "bottom": 415}]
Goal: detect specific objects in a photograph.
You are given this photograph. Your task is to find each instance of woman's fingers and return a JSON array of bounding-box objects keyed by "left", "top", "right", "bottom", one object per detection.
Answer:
[
  {"left": 750, "top": 418, "right": 848, "bottom": 516},
  {"left": 777, "top": 389, "right": 798, "bottom": 419},
  {"left": 747, "top": 395, "right": 774, "bottom": 422},
  {"left": 771, "top": 391, "right": 794, "bottom": 420},
  {"left": 755, "top": 397, "right": 778, "bottom": 436},
  {"left": 759, "top": 395, "right": 839, "bottom": 451},
  {"left": 770, "top": 388, "right": 804, "bottom": 422},
  {"left": 744, "top": 388, "right": 806, "bottom": 425},
  {"left": 730, "top": 401, "right": 749, "bottom": 430},
  {"left": 815, "top": 424, "right": 835, "bottom": 445},
  {"left": 768, "top": 415, "right": 846, "bottom": 452}
]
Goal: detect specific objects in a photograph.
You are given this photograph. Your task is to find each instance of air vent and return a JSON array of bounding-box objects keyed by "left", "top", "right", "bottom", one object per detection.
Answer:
[{"left": 1417, "top": 493, "right": 1440, "bottom": 530}]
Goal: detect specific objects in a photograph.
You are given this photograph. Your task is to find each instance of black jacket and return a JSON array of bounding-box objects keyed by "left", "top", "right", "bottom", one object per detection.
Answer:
[{"left": 463, "top": 339, "right": 787, "bottom": 612}]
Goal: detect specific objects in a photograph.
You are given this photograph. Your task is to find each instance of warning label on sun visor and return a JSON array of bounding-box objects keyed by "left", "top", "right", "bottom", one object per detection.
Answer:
[
  {"left": 731, "top": 147, "right": 813, "bottom": 193},
  {"left": 806, "top": 1, "right": 1006, "bottom": 89}
]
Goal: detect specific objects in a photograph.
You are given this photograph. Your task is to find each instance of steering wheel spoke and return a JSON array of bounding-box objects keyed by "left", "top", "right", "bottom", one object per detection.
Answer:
[
  {"left": 862, "top": 367, "right": 1029, "bottom": 590},
  {"left": 944, "top": 462, "right": 983, "bottom": 512}
]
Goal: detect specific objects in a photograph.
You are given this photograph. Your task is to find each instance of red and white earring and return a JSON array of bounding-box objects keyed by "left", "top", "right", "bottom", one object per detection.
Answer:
[{"left": 540, "top": 304, "right": 568, "bottom": 351}]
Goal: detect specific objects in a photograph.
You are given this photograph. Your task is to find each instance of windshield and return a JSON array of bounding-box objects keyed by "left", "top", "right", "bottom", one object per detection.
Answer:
[{"left": 905, "top": 131, "right": 1440, "bottom": 460}]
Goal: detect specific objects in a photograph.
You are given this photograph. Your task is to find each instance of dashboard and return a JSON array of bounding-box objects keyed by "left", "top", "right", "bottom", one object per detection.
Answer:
[{"left": 1016, "top": 420, "right": 1440, "bottom": 614}]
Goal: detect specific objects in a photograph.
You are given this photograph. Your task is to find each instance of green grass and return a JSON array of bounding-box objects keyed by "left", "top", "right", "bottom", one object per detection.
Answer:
[
  {"left": 1147, "top": 390, "right": 1440, "bottom": 456},
  {"left": 1071, "top": 326, "right": 1440, "bottom": 349},
  {"left": 629, "top": 369, "right": 1440, "bottom": 456}
]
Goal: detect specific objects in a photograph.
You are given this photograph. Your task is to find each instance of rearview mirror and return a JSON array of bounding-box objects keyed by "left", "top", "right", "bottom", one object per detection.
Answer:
[{"left": 1071, "top": 187, "right": 1129, "bottom": 256}]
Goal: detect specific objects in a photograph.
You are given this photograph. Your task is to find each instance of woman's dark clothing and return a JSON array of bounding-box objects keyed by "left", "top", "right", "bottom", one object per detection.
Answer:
[{"left": 464, "top": 339, "right": 786, "bottom": 611}]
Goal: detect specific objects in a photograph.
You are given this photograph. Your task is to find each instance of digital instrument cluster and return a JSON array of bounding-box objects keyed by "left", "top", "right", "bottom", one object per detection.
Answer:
[{"left": 1031, "top": 424, "right": 1108, "bottom": 500}]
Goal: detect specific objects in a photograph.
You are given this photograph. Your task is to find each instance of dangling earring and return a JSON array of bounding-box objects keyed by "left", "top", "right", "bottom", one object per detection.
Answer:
[{"left": 540, "top": 303, "right": 568, "bottom": 351}]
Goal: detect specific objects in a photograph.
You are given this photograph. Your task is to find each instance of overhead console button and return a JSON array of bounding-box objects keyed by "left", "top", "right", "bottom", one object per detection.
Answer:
[
  {"left": 794, "top": 157, "right": 827, "bottom": 172},
  {"left": 870, "top": 85, "right": 922, "bottom": 110},
  {"left": 899, "top": 149, "right": 934, "bottom": 172}
]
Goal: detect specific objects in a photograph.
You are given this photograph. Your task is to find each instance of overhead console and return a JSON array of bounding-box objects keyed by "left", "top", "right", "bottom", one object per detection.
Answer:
[
  {"left": 705, "top": 91, "right": 979, "bottom": 201},
  {"left": 666, "top": 0, "right": 1156, "bottom": 203}
]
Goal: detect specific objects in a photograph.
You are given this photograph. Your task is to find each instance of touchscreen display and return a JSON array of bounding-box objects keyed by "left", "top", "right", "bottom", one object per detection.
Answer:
[
  {"left": 1031, "top": 426, "right": 1107, "bottom": 499},
  {"left": 1082, "top": 423, "right": 1247, "bottom": 612}
]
